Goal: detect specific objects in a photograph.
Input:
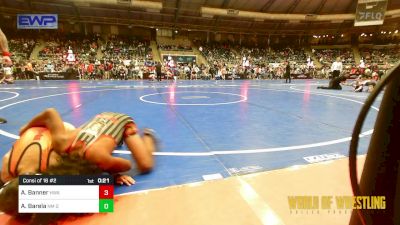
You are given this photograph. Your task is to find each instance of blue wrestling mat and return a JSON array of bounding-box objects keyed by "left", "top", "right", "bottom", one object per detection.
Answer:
[{"left": 0, "top": 80, "right": 381, "bottom": 195}]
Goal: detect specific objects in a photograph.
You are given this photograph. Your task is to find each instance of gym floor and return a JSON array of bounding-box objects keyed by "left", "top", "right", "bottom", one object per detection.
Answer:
[{"left": 0, "top": 79, "right": 380, "bottom": 224}]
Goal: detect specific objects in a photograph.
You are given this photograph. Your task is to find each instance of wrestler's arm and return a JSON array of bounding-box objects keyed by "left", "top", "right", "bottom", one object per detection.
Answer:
[
  {"left": 103, "top": 158, "right": 136, "bottom": 186},
  {"left": 93, "top": 153, "right": 132, "bottom": 174},
  {"left": 124, "top": 134, "right": 154, "bottom": 173},
  {"left": 20, "top": 108, "right": 65, "bottom": 134},
  {"left": 123, "top": 124, "right": 154, "bottom": 173},
  {"left": 19, "top": 108, "right": 68, "bottom": 150},
  {"left": 1, "top": 152, "right": 11, "bottom": 183},
  {"left": 86, "top": 147, "right": 135, "bottom": 186}
]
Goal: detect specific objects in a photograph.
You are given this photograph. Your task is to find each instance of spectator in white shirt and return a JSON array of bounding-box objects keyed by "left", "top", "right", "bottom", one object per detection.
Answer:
[{"left": 359, "top": 58, "right": 365, "bottom": 75}]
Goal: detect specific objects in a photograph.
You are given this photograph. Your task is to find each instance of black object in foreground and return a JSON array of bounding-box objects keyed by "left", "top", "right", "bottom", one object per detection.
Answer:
[{"left": 0, "top": 118, "right": 6, "bottom": 124}]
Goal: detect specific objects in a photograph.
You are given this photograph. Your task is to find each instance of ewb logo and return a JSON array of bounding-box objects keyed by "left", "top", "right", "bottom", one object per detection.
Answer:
[{"left": 17, "top": 14, "right": 58, "bottom": 29}]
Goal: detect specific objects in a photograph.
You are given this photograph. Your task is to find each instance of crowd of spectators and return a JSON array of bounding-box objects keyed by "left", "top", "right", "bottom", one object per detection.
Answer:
[
  {"left": 3, "top": 33, "right": 398, "bottom": 81},
  {"left": 198, "top": 42, "right": 238, "bottom": 65},
  {"left": 237, "top": 47, "right": 307, "bottom": 65},
  {"left": 313, "top": 48, "right": 355, "bottom": 65},
  {"left": 72, "top": 38, "right": 153, "bottom": 80},
  {"left": 194, "top": 44, "right": 313, "bottom": 79},
  {"left": 8, "top": 38, "right": 36, "bottom": 60},
  {"left": 102, "top": 36, "right": 152, "bottom": 63},
  {"left": 39, "top": 34, "right": 99, "bottom": 62},
  {"left": 360, "top": 47, "right": 400, "bottom": 64},
  {"left": 1, "top": 34, "right": 155, "bottom": 80}
]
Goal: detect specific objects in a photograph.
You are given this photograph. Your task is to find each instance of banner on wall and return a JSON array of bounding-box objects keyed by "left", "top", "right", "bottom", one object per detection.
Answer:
[
  {"left": 37, "top": 71, "right": 79, "bottom": 80},
  {"left": 17, "top": 14, "right": 58, "bottom": 29},
  {"left": 355, "top": 0, "right": 388, "bottom": 26},
  {"left": 162, "top": 55, "right": 197, "bottom": 64}
]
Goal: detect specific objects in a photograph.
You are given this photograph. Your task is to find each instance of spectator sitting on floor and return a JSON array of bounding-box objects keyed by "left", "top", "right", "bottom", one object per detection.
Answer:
[{"left": 317, "top": 75, "right": 348, "bottom": 90}]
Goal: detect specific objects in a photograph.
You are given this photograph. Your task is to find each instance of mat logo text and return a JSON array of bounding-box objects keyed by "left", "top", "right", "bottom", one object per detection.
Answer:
[
  {"left": 303, "top": 153, "right": 345, "bottom": 163},
  {"left": 288, "top": 196, "right": 386, "bottom": 210}
]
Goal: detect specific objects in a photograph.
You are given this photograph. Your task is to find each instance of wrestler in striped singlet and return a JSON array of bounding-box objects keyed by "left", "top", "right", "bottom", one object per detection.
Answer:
[{"left": 70, "top": 112, "right": 137, "bottom": 156}]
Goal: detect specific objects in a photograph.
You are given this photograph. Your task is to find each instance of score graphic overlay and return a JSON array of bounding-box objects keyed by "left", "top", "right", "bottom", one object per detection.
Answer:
[{"left": 18, "top": 175, "right": 114, "bottom": 213}]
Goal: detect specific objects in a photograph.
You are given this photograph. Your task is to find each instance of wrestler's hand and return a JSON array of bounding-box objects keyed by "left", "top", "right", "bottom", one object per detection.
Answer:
[
  {"left": 2, "top": 55, "right": 12, "bottom": 66},
  {"left": 115, "top": 174, "right": 135, "bottom": 186}
]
